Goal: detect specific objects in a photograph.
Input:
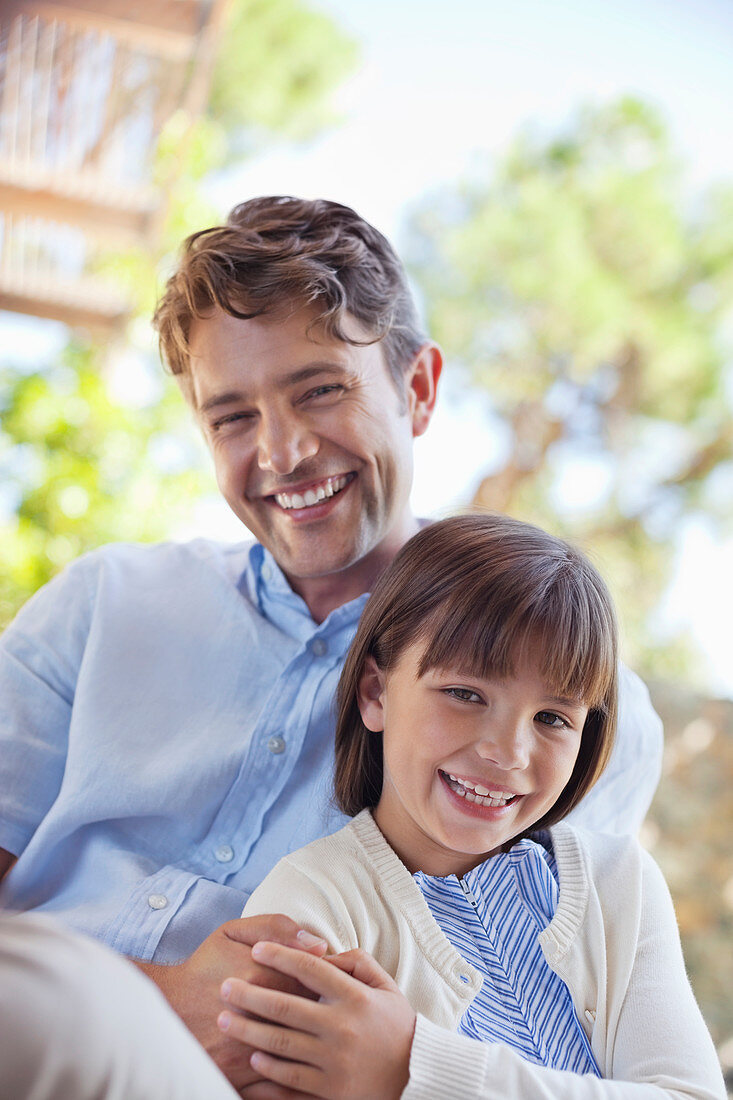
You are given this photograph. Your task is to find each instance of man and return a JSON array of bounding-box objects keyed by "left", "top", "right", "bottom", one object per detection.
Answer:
[{"left": 0, "top": 196, "right": 662, "bottom": 1091}]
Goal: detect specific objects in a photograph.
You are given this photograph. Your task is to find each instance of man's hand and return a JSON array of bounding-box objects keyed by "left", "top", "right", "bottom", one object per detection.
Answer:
[
  {"left": 134, "top": 916, "right": 328, "bottom": 1091},
  {"left": 218, "top": 941, "right": 416, "bottom": 1100}
]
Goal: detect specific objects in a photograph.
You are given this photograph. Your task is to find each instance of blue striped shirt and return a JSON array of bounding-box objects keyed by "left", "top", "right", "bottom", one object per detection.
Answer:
[{"left": 415, "top": 834, "right": 600, "bottom": 1074}]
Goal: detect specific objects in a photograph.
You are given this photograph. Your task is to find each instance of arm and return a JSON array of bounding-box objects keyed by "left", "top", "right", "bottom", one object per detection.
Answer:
[
  {"left": 131, "top": 915, "right": 328, "bottom": 1092},
  {"left": 568, "top": 664, "right": 663, "bottom": 834},
  {"left": 0, "top": 848, "right": 16, "bottom": 881},
  {"left": 0, "top": 558, "right": 94, "bottom": 859}
]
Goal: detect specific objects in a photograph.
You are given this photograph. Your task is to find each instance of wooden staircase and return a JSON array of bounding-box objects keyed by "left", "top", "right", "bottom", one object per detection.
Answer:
[{"left": 0, "top": 0, "right": 228, "bottom": 334}]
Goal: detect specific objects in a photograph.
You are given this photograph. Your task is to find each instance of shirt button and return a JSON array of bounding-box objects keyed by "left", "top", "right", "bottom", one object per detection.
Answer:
[
  {"left": 311, "top": 638, "right": 328, "bottom": 657},
  {"left": 215, "top": 844, "right": 234, "bottom": 863},
  {"left": 268, "top": 735, "right": 286, "bottom": 755},
  {"left": 261, "top": 563, "right": 271, "bottom": 581},
  {"left": 148, "top": 894, "right": 168, "bottom": 910}
]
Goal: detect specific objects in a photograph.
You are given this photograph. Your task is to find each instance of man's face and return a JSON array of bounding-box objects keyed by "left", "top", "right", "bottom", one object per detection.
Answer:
[{"left": 187, "top": 305, "right": 437, "bottom": 612}]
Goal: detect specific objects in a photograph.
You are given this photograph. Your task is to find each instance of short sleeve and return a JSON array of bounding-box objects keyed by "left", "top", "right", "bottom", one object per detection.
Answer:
[{"left": 0, "top": 556, "right": 95, "bottom": 856}]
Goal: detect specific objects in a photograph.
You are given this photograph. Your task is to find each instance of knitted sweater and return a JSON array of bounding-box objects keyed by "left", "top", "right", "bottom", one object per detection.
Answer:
[{"left": 243, "top": 811, "right": 724, "bottom": 1099}]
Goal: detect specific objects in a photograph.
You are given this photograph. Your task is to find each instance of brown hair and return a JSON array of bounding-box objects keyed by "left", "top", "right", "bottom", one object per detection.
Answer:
[
  {"left": 335, "top": 512, "right": 618, "bottom": 839},
  {"left": 153, "top": 195, "right": 426, "bottom": 392}
]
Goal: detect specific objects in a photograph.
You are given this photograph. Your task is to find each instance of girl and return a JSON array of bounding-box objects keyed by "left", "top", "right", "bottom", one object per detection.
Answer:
[{"left": 222, "top": 514, "right": 724, "bottom": 1099}]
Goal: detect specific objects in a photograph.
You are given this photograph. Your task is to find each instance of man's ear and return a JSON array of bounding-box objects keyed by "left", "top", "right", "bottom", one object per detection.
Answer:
[
  {"left": 357, "top": 656, "right": 386, "bottom": 732},
  {"left": 406, "top": 342, "right": 442, "bottom": 438}
]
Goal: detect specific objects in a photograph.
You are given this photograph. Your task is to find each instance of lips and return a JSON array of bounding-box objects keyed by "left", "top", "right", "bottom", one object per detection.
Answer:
[
  {"left": 440, "top": 770, "right": 521, "bottom": 809},
  {"left": 269, "top": 473, "right": 355, "bottom": 511}
]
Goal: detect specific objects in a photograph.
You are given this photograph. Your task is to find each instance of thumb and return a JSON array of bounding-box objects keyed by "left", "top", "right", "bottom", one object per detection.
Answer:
[
  {"left": 326, "top": 948, "right": 401, "bottom": 992},
  {"left": 223, "top": 915, "right": 329, "bottom": 955}
]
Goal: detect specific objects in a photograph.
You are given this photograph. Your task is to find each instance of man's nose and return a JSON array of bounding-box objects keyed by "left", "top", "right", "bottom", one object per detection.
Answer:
[{"left": 256, "top": 410, "right": 319, "bottom": 475}]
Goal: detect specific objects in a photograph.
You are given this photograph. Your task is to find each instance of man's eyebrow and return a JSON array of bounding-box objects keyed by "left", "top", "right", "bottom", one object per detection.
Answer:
[
  {"left": 198, "top": 391, "right": 245, "bottom": 414},
  {"left": 197, "top": 363, "right": 348, "bottom": 415}
]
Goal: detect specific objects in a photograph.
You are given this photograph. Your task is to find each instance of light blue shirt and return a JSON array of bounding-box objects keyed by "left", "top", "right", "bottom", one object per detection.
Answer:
[
  {"left": 0, "top": 540, "right": 361, "bottom": 962},
  {"left": 0, "top": 537, "right": 662, "bottom": 963},
  {"left": 415, "top": 836, "right": 599, "bottom": 1074}
]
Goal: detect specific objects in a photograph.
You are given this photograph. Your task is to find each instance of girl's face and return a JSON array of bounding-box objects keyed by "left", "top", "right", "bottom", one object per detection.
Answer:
[{"left": 359, "top": 642, "right": 588, "bottom": 877}]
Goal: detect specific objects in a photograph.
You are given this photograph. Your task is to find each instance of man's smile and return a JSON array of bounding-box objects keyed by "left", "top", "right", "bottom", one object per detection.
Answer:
[{"left": 268, "top": 472, "right": 356, "bottom": 511}]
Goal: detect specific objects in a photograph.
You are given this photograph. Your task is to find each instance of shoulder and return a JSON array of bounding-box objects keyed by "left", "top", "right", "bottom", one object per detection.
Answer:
[
  {"left": 549, "top": 822, "right": 673, "bottom": 935},
  {"left": 243, "top": 816, "right": 375, "bottom": 950},
  {"left": 59, "top": 538, "right": 257, "bottom": 610},
  {"left": 551, "top": 821, "right": 651, "bottom": 884},
  {"left": 83, "top": 537, "right": 253, "bottom": 580}
]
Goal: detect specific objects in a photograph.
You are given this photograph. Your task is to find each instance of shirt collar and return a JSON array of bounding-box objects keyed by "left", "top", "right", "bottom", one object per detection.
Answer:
[{"left": 243, "top": 542, "right": 369, "bottom": 650}]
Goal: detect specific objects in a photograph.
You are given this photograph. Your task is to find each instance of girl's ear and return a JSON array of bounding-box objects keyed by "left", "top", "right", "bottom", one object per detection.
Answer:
[{"left": 357, "top": 656, "right": 386, "bottom": 732}]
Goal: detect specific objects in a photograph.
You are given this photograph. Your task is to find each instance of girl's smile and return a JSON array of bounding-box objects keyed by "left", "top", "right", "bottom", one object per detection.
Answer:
[{"left": 359, "top": 642, "right": 588, "bottom": 877}]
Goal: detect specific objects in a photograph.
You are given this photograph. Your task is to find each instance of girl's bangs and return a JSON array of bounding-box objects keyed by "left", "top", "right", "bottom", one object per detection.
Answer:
[{"left": 415, "top": 571, "right": 616, "bottom": 711}]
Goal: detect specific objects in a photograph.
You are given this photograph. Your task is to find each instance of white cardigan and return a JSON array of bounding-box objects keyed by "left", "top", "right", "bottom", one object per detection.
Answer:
[{"left": 243, "top": 811, "right": 724, "bottom": 1099}]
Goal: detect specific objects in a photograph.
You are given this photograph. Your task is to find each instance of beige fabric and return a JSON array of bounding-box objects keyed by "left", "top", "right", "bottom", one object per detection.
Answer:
[{"left": 0, "top": 912, "right": 238, "bottom": 1100}]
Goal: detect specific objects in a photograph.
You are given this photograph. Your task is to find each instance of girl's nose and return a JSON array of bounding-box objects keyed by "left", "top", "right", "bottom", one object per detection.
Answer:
[{"left": 474, "top": 720, "right": 531, "bottom": 771}]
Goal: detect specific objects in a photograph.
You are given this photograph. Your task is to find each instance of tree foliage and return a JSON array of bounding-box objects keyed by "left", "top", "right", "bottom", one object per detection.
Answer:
[
  {"left": 0, "top": 343, "right": 206, "bottom": 628},
  {"left": 209, "top": 0, "right": 358, "bottom": 150},
  {"left": 403, "top": 98, "right": 733, "bottom": 678}
]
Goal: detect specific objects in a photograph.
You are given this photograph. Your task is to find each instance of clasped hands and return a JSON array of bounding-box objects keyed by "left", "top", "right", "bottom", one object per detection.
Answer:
[
  {"left": 138, "top": 914, "right": 415, "bottom": 1100},
  {"left": 222, "top": 938, "right": 416, "bottom": 1100}
]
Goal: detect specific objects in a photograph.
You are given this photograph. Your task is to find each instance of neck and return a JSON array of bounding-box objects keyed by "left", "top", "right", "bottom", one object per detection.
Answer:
[{"left": 288, "top": 514, "right": 421, "bottom": 624}]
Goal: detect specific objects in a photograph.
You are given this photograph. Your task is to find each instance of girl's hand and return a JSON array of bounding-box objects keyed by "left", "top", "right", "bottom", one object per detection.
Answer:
[{"left": 218, "top": 941, "right": 416, "bottom": 1100}]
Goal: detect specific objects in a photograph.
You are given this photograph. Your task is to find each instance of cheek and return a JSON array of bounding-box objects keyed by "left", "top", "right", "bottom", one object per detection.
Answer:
[
  {"left": 212, "top": 443, "right": 248, "bottom": 493},
  {"left": 553, "top": 739, "right": 583, "bottom": 783}
]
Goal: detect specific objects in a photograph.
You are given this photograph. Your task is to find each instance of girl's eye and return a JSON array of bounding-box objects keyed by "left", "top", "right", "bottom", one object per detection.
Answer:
[
  {"left": 444, "top": 687, "right": 482, "bottom": 704},
  {"left": 536, "top": 711, "right": 568, "bottom": 729}
]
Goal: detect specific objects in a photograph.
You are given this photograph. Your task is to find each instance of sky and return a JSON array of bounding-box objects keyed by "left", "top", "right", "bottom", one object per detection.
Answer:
[{"left": 3, "top": 0, "right": 733, "bottom": 693}]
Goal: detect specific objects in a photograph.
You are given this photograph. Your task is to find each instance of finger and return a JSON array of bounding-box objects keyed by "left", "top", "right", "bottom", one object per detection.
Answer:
[
  {"left": 221, "top": 978, "right": 323, "bottom": 1034},
  {"left": 239, "top": 1082, "right": 310, "bottom": 1100},
  {"left": 250, "top": 942, "right": 359, "bottom": 1002},
  {"left": 325, "top": 948, "right": 401, "bottom": 992},
  {"left": 223, "top": 916, "right": 329, "bottom": 955},
  {"left": 249, "top": 1050, "right": 325, "bottom": 1097},
  {"left": 218, "top": 1010, "right": 320, "bottom": 1068}
]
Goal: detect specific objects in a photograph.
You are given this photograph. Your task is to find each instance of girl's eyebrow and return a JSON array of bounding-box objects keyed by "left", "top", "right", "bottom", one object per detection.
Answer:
[{"left": 542, "top": 694, "right": 587, "bottom": 710}]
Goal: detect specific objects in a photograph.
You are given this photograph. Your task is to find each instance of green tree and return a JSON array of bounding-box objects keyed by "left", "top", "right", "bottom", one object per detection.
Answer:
[
  {"left": 403, "top": 97, "right": 733, "bottom": 680},
  {"left": 0, "top": 0, "right": 357, "bottom": 628}
]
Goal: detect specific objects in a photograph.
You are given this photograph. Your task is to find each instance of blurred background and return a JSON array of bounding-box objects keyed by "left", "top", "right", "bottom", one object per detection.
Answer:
[{"left": 0, "top": 0, "right": 731, "bottom": 1082}]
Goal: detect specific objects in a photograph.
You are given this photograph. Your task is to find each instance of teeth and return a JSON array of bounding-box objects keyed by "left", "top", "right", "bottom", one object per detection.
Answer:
[
  {"left": 445, "top": 773, "right": 515, "bottom": 808},
  {"left": 274, "top": 475, "right": 350, "bottom": 511}
]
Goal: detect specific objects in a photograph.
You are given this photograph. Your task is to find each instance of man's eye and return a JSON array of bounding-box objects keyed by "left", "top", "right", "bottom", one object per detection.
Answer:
[
  {"left": 536, "top": 711, "right": 568, "bottom": 729},
  {"left": 306, "top": 384, "right": 342, "bottom": 401},
  {"left": 211, "top": 412, "right": 250, "bottom": 431},
  {"left": 444, "top": 687, "right": 482, "bottom": 704}
]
